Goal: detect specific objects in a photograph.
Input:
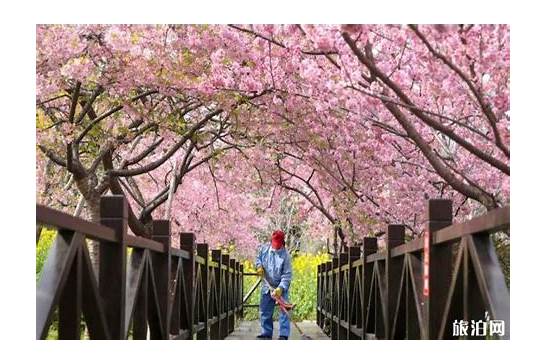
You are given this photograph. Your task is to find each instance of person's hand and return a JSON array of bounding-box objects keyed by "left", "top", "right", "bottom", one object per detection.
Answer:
[
  {"left": 272, "top": 287, "right": 282, "bottom": 298},
  {"left": 256, "top": 266, "right": 264, "bottom": 277}
]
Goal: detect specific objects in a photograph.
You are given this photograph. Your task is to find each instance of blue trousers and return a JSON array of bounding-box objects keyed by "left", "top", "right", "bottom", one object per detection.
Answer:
[{"left": 259, "top": 291, "right": 290, "bottom": 337}]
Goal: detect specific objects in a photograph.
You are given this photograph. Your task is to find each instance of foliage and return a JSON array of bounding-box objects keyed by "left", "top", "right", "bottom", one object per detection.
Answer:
[
  {"left": 242, "top": 251, "right": 330, "bottom": 322},
  {"left": 493, "top": 231, "right": 510, "bottom": 288},
  {"left": 36, "top": 228, "right": 56, "bottom": 281}
]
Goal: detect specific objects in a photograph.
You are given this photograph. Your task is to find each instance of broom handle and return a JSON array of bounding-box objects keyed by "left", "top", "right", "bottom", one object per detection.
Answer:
[{"left": 275, "top": 296, "right": 305, "bottom": 336}]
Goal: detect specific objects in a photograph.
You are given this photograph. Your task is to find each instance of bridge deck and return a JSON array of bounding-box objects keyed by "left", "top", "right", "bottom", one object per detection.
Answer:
[{"left": 226, "top": 320, "right": 329, "bottom": 340}]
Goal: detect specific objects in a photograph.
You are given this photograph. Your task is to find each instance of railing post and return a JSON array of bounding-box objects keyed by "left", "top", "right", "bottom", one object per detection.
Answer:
[
  {"left": 132, "top": 250, "right": 148, "bottom": 340},
  {"left": 196, "top": 243, "right": 209, "bottom": 339},
  {"left": 170, "top": 254, "right": 181, "bottom": 337},
  {"left": 424, "top": 199, "right": 453, "bottom": 339},
  {"left": 238, "top": 262, "right": 244, "bottom": 320},
  {"left": 325, "top": 261, "right": 333, "bottom": 337},
  {"left": 58, "top": 234, "right": 83, "bottom": 339},
  {"left": 316, "top": 263, "right": 323, "bottom": 329},
  {"left": 238, "top": 262, "right": 243, "bottom": 318},
  {"left": 151, "top": 220, "right": 171, "bottom": 339},
  {"left": 180, "top": 233, "right": 195, "bottom": 339},
  {"left": 386, "top": 224, "right": 405, "bottom": 339},
  {"left": 229, "top": 258, "right": 236, "bottom": 333},
  {"left": 210, "top": 249, "right": 222, "bottom": 339},
  {"left": 99, "top": 195, "right": 128, "bottom": 339},
  {"left": 338, "top": 251, "right": 349, "bottom": 339},
  {"left": 362, "top": 237, "right": 377, "bottom": 339},
  {"left": 331, "top": 255, "right": 339, "bottom": 340},
  {"left": 221, "top": 253, "right": 230, "bottom": 339},
  {"left": 233, "top": 260, "right": 239, "bottom": 323},
  {"left": 347, "top": 246, "right": 360, "bottom": 339}
]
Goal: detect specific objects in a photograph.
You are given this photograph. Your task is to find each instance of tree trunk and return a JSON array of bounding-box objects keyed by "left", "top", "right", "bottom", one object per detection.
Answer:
[
  {"left": 74, "top": 175, "right": 102, "bottom": 278},
  {"left": 85, "top": 196, "right": 101, "bottom": 280}
]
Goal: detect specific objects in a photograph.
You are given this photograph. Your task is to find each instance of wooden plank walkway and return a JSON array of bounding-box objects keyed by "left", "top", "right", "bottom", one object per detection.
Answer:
[{"left": 226, "top": 320, "right": 329, "bottom": 340}]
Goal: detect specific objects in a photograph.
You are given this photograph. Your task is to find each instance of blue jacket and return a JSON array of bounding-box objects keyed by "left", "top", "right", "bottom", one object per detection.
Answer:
[{"left": 255, "top": 243, "right": 292, "bottom": 295}]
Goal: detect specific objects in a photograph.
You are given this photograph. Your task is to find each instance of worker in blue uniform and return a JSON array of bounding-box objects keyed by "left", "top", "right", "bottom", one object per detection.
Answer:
[{"left": 255, "top": 230, "right": 292, "bottom": 340}]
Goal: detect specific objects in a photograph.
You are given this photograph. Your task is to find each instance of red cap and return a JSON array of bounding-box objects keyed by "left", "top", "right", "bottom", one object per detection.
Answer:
[{"left": 271, "top": 230, "right": 285, "bottom": 249}]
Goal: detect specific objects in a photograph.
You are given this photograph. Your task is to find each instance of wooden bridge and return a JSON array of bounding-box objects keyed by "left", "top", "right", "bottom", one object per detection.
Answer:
[{"left": 36, "top": 195, "right": 509, "bottom": 340}]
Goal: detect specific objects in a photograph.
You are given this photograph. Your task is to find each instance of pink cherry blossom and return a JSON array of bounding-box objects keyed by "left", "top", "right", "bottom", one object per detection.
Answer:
[{"left": 36, "top": 24, "right": 509, "bottom": 256}]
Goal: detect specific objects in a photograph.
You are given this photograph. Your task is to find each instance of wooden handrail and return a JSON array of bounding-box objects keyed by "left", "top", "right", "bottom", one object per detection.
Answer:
[
  {"left": 433, "top": 206, "right": 509, "bottom": 245},
  {"left": 36, "top": 195, "right": 245, "bottom": 340},
  {"left": 316, "top": 200, "right": 510, "bottom": 340},
  {"left": 126, "top": 234, "right": 165, "bottom": 252},
  {"left": 37, "top": 204, "right": 116, "bottom": 242}
]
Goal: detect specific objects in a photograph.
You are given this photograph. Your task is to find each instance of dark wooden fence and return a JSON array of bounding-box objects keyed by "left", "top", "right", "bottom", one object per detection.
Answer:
[
  {"left": 241, "top": 272, "right": 261, "bottom": 312},
  {"left": 36, "top": 195, "right": 244, "bottom": 340},
  {"left": 316, "top": 199, "right": 510, "bottom": 340}
]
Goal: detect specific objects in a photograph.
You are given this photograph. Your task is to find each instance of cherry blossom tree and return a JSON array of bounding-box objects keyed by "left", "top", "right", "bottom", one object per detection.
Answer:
[
  {"left": 220, "top": 24, "right": 509, "bottom": 246},
  {"left": 36, "top": 24, "right": 509, "bottom": 257}
]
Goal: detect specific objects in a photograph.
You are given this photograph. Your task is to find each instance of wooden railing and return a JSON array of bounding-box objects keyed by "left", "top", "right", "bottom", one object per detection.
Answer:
[
  {"left": 316, "top": 199, "right": 510, "bottom": 340},
  {"left": 241, "top": 271, "right": 262, "bottom": 312},
  {"left": 36, "top": 195, "right": 244, "bottom": 340}
]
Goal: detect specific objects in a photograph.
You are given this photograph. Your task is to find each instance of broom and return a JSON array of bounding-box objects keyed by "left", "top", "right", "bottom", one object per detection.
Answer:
[{"left": 262, "top": 269, "right": 312, "bottom": 340}]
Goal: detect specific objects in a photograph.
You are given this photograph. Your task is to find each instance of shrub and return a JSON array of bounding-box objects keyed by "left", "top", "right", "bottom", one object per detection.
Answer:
[
  {"left": 36, "top": 228, "right": 56, "bottom": 281},
  {"left": 36, "top": 228, "right": 60, "bottom": 338}
]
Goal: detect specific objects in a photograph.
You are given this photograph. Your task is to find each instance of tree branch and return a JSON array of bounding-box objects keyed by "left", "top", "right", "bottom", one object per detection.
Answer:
[
  {"left": 75, "top": 90, "right": 158, "bottom": 144},
  {"left": 342, "top": 32, "right": 510, "bottom": 176},
  {"left": 68, "top": 82, "right": 81, "bottom": 123},
  {"left": 409, "top": 25, "right": 509, "bottom": 158},
  {"left": 109, "top": 109, "right": 222, "bottom": 177},
  {"left": 74, "top": 86, "right": 104, "bottom": 124},
  {"left": 38, "top": 145, "right": 67, "bottom": 168}
]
